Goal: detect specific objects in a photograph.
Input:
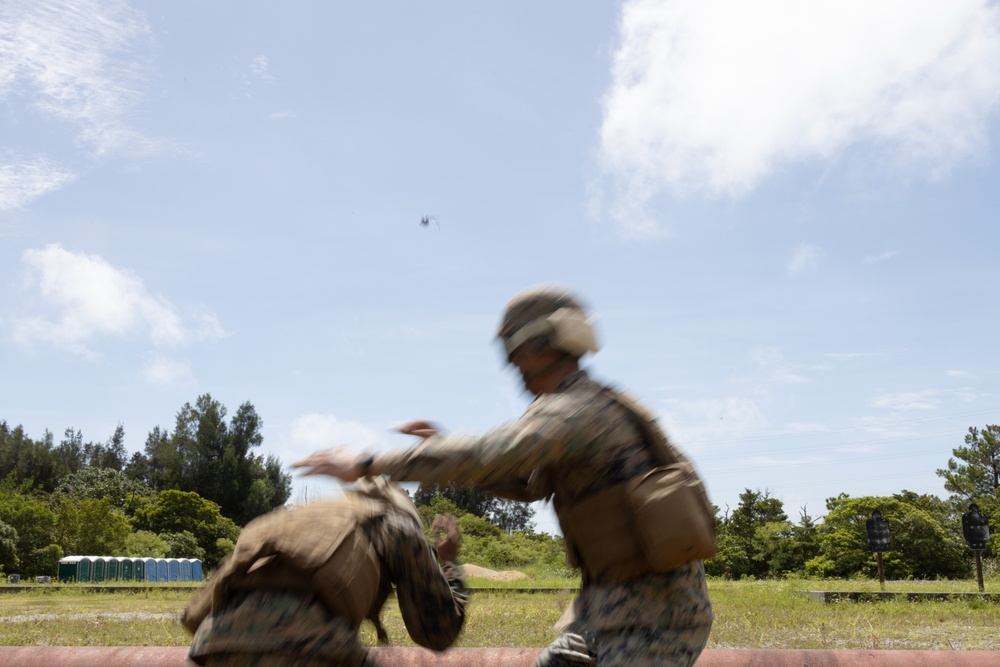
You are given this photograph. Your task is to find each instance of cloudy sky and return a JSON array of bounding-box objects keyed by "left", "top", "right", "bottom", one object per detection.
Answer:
[{"left": 3, "top": 0, "right": 999, "bottom": 533}]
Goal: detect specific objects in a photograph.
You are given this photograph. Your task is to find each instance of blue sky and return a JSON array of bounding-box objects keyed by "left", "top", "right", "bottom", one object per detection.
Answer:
[{"left": 3, "top": 0, "right": 999, "bottom": 535}]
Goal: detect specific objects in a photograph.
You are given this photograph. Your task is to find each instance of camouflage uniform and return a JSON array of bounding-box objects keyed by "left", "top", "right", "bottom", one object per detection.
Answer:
[
  {"left": 376, "top": 369, "right": 713, "bottom": 667},
  {"left": 187, "top": 493, "right": 467, "bottom": 667}
]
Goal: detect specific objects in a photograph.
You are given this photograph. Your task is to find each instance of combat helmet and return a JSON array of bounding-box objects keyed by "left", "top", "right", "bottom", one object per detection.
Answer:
[{"left": 497, "top": 285, "right": 600, "bottom": 361}]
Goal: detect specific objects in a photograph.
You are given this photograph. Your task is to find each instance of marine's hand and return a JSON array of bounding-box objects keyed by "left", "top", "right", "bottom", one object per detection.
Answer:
[
  {"left": 431, "top": 513, "right": 460, "bottom": 563},
  {"left": 291, "top": 447, "right": 365, "bottom": 482},
  {"left": 396, "top": 420, "right": 442, "bottom": 438}
]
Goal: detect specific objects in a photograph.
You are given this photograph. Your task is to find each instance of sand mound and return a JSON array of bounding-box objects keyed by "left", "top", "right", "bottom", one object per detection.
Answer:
[{"left": 461, "top": 564, "right": 527, "bottom": 581}]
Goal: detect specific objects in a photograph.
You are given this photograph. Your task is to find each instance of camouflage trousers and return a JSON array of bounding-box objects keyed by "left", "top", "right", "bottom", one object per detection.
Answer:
[
  {"left": 535, "top": 625, "right": 711, "bottom": 667},
  {"left": 536, "top": 563, "right": 713, "bottom": 667},
  {"left": 189, "top": 590, "right": 369, "bottom": 667}
]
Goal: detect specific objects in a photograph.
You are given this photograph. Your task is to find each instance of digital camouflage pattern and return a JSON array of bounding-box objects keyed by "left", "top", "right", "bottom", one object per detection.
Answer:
[
  {"left": 188, "top": 505, "right": 467, "bottom": 666},
  {"left": 376, "top": 369, "right": 713, "bottom": 667}
]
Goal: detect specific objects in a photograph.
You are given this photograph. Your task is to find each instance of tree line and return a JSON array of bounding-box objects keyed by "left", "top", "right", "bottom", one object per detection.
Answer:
[
  {"left": 0, "top": 394, "right": 291, "bottom": 577},
  {"left": 708, "top": 424, "right": 998, "bottom": 580},
  {"left": 1, "top": 410, "right": 996, "bottom": 581}
]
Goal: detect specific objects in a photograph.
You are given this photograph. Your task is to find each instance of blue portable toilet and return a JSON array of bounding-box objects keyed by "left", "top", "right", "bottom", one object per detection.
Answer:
[
  {"left": 180, "top": 559, "right": 192, "bottom": 582},
  {"left": 156, "top": 559, "right": 168, "bottom": 582},
  {"left": 143, "top": 558, "right": 157, "bottom": 582},
  {"left": 168, "top": 559, "right": 180, "bottom": 582},
  {"left": 191, "top": 560, "right": 203, "bottom": 582}
]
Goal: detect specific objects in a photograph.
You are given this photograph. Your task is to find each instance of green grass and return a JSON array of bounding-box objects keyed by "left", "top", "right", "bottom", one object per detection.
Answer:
[
  {"left": 707, "top": 580, "right": 1000, "bottom": 650},
  {"left": 2, "top": 578, "right": 1000, "bottom": 650}
]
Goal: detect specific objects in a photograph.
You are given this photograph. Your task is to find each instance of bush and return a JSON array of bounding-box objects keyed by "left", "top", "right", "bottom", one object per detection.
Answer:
[{"left": 125, "top": 530, "right": 168, "bottom": 558}]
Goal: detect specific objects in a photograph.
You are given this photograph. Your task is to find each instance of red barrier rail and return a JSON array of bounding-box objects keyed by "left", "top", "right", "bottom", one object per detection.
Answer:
[{"left": 1, "top": 647, "right": 1000, "bottom": 666}]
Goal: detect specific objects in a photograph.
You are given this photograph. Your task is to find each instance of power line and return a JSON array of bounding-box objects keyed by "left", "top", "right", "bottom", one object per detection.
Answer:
[{"left": 678, "top": 405, "right": 999, "bottom": 449}]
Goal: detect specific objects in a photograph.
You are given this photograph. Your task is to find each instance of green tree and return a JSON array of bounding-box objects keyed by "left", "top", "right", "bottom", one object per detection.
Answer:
[
  {"left": 0, "top": 519, "right": 18, "bottom": 575},
  {"left": 161, "top": 530, "right": 206, "bottom": 560},
  {"left": 214, "top": 537, "right": 236, "bottom": 561},
  {"left": 714, "top": 488, "right": 788, "bottom": 578},
  {"left": 937, "top": 425, "right": 1000, "bottom": 519},
  {"left": 415, "top": 483, "right": 494, "bottom": 517},
  {"left": 806, "top": 495, "right": 967, "bottom": 579},
  {"left": 0, "top": 483, "right": 58, "bottom": 577},
  {"left": 54, "top": 467, "right": 153, "bottom": 516},
  {"left": 0, "top": 423, "right": 63, "bottom": 492},
  {"left": 242, "top": 478, "right": 273, "bottom": 519},
  {"left": 32, "top": 544, "right": 63, "bottom": 578},
  {"left": 491, "top": 498, "right": 536, "bottom": 534},
  {"left": 53, "top": 497, "right": 131, "bottom": 556},
  {"left": 130, "top": 395, "right": 291, "bottom": 524},
  {"left": 125, "top": 530, "right": 169, "bottom": 558},
  {"left": 457, "top": 513, "right": 503, "bottom": 539},
  {"left": 132, "top": 489, "right": 239, "bottom": 567},
  {"left": 414, "top": 482, "right": 535, "bottom": 533},
  {"left": 791, "top": 507, "right": 821, "bottom": 569},
  {"left": 138, "top": 426, "right": 182, "bottom": 490},
  {"left": 417, "top": 496, "right": 465, "bottom": 529},
  {"left": 82, "top": 423, "right": 128, "bottom": 471}
]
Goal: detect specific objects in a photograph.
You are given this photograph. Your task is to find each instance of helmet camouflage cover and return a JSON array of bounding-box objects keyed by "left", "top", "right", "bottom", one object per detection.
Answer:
[{"left": 497, "top": 285, "right": 600, "bottom": 360}]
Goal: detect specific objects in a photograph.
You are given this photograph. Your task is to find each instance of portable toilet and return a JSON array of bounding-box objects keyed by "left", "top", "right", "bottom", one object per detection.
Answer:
[
  {"left": 134, "top": 558, "right": 145, "bottom": 582},
  {"left": 191, "top": 560, "right": 203, "bottom": 582},
  {"left": 93, "top": 557, "right": 109, "bottom": 582},
  {"left": 143, "top": 558, "right": 157, "bottom": 582},
  {"left": 78, "top": 556, "right": 93, "bottom": 583},
  {"left": 106, "top": 557, "right": 120, "bottom": 581},
  {"left": 121, "top": 558, "right": 134, "bottom": 581},
  {"left": 156, "top": 559, "right": 168, "bottom": 582},
  {"left": 167, "top": 559, "right": 180, "bottom": 582},
  {"left": 180, "top": 559, "right": 192, "bottom": 582},
  {"left": 58, "top": 556, "right": 84, "bottom": 583}
]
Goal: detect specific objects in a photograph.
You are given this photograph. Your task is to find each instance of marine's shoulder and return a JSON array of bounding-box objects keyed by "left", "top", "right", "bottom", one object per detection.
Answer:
[{"left": 527, "top": 372, "right": 615, "bottom": 417}]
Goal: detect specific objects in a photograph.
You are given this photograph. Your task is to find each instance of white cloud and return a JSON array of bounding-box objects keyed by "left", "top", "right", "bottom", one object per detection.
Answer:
[
  {"left": 599, "top": 0, "right": 1000, "bottom": 234},
  {"left": 11, "top": 243, "right": 226, "bottom": 355},
  {"left": 863, "top": 250, "right": 901, "bottom": 265},
  {"left": 0, "top": 0, "right": 166, "bottom": 158},
  {"left": 750, "top": 345, "right": 812, "bottom": 383},
  {"left": 0, "top": 156, "right": 76, "bottom": 210},
  {"left": 947, "top": 369, "right": 974, "bottom": 379},
  {"left": 788, "top": 243, "right": 822, "bottom": 276},
  {"left": 269, "top": 110, "right": 297, "bottom": 120},
  {"left": 142, "top": 354, "right": 193, "bottom": 385},
  {"left": 249, "top": 54, "right": 274, "bottom": 82},
  {"left": 824, "top": 351, "right": 885, "bottom": 362},
  {"left": 869, "top": 387, "right": 979, "bottom": 411}
]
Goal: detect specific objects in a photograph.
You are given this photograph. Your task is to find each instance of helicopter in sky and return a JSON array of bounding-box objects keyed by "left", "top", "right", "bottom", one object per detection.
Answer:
[{"left": 419, "top": 215, "right": 439, "bottom": 229}]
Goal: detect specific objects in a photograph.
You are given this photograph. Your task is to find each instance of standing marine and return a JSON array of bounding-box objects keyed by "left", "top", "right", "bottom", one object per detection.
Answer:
[{"left": 294, "top": 285, "right": 715, "bottom": 667}]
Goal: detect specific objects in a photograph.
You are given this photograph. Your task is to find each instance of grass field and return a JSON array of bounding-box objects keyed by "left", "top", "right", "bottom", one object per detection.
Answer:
[{"left": 1, "top": 578, "right": 999, "bottom": 650}]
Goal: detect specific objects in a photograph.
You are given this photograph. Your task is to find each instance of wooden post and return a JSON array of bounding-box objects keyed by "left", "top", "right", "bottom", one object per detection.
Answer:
[
  {"left": 876, "top": 551, "right": 885, "bottom": 590},
  {"left": 975, "top": 550, "right": 985, "bottom": 592}
]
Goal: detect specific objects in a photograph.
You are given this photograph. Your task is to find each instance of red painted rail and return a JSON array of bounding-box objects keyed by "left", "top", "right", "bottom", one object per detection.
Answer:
[{"left": 1, "top": 648, "right": 999, "bottom": 666}]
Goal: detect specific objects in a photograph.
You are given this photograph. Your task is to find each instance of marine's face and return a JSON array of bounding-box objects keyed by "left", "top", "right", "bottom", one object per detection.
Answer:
[{"left": 508, "top": 344, "right": 555, "bottom": 396}]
